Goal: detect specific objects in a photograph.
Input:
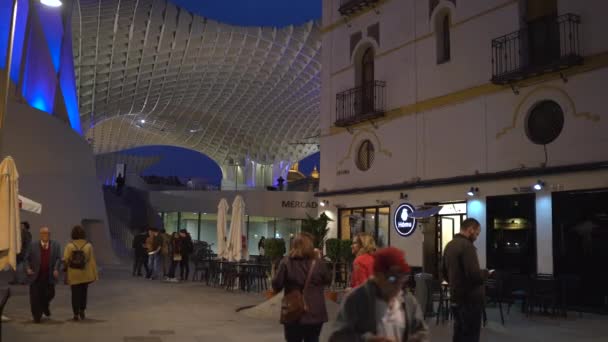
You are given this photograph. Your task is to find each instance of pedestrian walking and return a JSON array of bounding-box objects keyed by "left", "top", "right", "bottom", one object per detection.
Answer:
[
  {"left": 26, "top": 227, "right": 62, "bottom": 323},
  {"left": 272, "top": 232, "right": 331, "bottom": 342},
  {"left": 178, "top": 230, "right": 193, "bottom": 281},
  {"left": 329, "top": 247, "right": 428, "bottom": 342},
  {"left": 63, "top": 225, "right": 98, "bottom": 321}
]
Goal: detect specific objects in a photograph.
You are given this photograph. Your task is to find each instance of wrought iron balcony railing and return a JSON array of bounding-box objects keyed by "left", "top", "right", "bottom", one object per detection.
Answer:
[
  {"left": 491, "top": 13, "right": 583, "bottom": 84},
  {"left": 339, "top": 0, "right": 381, "bottom": 16},
  {"left": 335, "top": 81, "right": 386, "bottom": 127}
]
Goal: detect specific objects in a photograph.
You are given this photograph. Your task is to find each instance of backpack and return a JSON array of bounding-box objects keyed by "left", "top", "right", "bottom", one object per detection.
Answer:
[
  {"left": 280, "top": 259, "right": 316, "bottom": 324},
  {"left": 69, "top": 242, "right": 89, "bottom": 269}
]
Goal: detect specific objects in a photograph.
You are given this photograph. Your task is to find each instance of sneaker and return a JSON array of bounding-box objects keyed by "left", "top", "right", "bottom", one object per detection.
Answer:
[
  {"left": 79, "top": 311, "right": 85, "bottom": 320},
  {"left": 43, "top": 308, "right": 51, "bottom": 317}
]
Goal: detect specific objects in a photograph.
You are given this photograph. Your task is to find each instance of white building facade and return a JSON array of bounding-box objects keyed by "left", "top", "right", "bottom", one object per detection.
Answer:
[{"left": 319, "top": 0, "right": 608, "bottom": 311}]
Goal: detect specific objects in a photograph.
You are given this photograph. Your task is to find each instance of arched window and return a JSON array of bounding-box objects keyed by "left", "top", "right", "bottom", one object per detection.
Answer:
[
  {"left": 360, "top": 47, "right": 375, "bottom": 115},
  {"left": 437, "top": 13, "right": 451, "bottom": 64}
]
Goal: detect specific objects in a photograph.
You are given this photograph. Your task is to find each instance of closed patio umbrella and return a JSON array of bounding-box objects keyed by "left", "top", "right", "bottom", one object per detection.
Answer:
[
  {"left": 226, "top": 195, "right": 245, "bottom": 262},
  {"left": 216, "top": 198, "right": 229, "bottom": 259},
  {"left": 0, "top": 156, "right": 21, "bottom": 271}
]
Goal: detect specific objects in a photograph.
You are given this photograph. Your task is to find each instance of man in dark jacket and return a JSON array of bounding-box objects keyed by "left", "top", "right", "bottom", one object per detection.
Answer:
[
  {"left": 10, "top": 221, "right": 32, "bottom": 285},
  {"left": 442, "top": 218, "right": 489, "bottom": 342},
  {"left": 178, "top": 230, "right": 194, "bottom": 281},
  {"left": 26, "top": 226, "right": 62, "bottom": 323},
  {"left": 132, "top": 230, "right": 149, "bottom": 276}
]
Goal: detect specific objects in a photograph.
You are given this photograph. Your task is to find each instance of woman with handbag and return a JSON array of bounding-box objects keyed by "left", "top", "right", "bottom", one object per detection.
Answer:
[{"left": 272, "top": 232, "right": 331, "bottom": 342}]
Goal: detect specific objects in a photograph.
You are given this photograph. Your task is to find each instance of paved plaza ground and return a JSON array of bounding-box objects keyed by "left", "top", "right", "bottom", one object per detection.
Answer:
[{"left": 2, "top": 265, "right": 607, "bottom": 342}]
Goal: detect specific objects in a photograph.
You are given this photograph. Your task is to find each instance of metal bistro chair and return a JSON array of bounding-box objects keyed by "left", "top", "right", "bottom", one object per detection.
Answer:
[
  {"left": 431, "top": 279, "right": 451, "bottom": 325},
  {"left": 528, "top": 274, "right": 559, "bottom": 316},
  {"left": 559, "top": 274, "right": 583, "bottom": 318},
  {"left": 508, "top": 273, "right": 530, "bottom": 314},
  {"left": 484, "top": 273, "right": 506, "bottom": 326},
  {"left": 0, "top": 288, "right": 11, "bottom": 342}
]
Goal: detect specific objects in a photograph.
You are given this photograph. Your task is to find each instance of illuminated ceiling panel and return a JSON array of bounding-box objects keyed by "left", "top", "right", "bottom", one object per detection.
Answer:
[{"left": 74, "top": 0, "right": 320, "bottom": 164}]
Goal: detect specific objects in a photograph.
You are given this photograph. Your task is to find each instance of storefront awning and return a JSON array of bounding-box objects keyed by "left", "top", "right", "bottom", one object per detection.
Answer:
[{"left": 18, "top": 195, "right": 42, "bottom": 214}]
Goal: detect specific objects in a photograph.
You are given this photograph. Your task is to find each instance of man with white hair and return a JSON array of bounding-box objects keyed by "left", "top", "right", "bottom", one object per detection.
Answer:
[{"left": 26, "top": 226, "right": 62, "bottom": 323}]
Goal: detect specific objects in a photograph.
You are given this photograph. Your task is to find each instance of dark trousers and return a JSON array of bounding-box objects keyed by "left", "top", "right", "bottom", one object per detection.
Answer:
[
  {"left": 29, "top": 279, "right": 55, "bottom": 321},
  {"left": 452, "top": 304, "right": 483, "bottom": 342},
  {"left": 71, "top": 283, "right": 89, "bottom": 315},
  {"left": 180, "top": 255, "right": 190, "bottom": 280},
  {"left": 169, "top": 260, "right": 178, "bottom": 278},
  {"left": 284, "top": 324, "right": 323, "bottom": 342},
  {"left": 134, "top": 253, "right": 149, "bottom": 276}
]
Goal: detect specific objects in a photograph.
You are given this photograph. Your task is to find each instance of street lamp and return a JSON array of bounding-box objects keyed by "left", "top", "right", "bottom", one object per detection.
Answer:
[{"left": 40, "top": 0, "right": 63, "bottom": 7}]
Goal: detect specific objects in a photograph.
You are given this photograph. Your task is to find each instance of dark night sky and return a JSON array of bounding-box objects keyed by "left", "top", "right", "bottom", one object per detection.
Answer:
[
  {"left": 128, "top": 2, "right": 321, "bottom": 185},
  {"left": 169, "top": 0, "right": 321, "bottom": 27},
  {"left": 128, "top": 146, "right": 320, "bottom": 186}
]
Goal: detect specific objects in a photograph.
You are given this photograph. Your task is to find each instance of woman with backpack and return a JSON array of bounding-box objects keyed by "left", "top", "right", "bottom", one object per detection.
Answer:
[
  {"left": 272, "top": 232, "right": 331, "bottom": 342},
  {"left": 63, "top": 225, "right": 98, "bottom": 321}
]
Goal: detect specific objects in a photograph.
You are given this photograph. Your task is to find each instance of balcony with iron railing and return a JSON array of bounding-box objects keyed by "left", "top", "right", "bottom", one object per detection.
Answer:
[
  {"left": 335, "top": 81, "right": 386, "bottom": 127},
  {"left": 338, "top": 0, "right": 381, "bottom": 16},
  {"left": 491, "top": 13, "right": 583, "bottom": 85}
]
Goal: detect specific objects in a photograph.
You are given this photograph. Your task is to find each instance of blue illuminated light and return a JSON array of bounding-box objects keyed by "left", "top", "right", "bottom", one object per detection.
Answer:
[
  {"left": 0, "top": 1, "right": 11, "bottom": 69},
  {"left": 38, "top": 2, "right": 63, "bottom": 72},
  {"left": 0, "top": 0, "right": 30, "bottom": 83},
  {"left": 21, "top": 9, "right": 57, "bottom": 115},
  {"left": 59, "top": 17, "right": 82, "bottom": 133}
]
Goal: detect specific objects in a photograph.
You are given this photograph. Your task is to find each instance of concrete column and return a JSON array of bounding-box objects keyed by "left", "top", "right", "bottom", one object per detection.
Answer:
[{"left": 536, "top": 193, "right": 553, "bottom": 274}]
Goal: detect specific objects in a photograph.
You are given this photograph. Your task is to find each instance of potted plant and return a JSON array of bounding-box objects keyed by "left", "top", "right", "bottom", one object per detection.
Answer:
[
  {"left": 301, "top": 212, "right": 333, "bottom": 250},
  {"left": 263, "top": 238, "right": 286, "bottom": 299},
  {"left": 324, "top": 238, "right": 341, "bottom": 302}
]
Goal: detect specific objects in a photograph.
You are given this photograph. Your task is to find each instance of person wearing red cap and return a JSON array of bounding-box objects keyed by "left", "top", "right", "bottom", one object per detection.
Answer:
[{"left": 329, "top": 247, "right": 428, "bottom": 342}]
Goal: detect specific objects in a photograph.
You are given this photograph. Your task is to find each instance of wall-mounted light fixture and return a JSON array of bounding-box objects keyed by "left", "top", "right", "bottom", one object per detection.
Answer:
[
  {"left": 320, "top": 200, "right": 329, "bottom": 207},
  {"left": 467, "top": 187, "right": 479, "bottom": 197},
  {"left": 399, "top": 192, "right": 408, "bottom": 200},
  {"left": 533, "top": 180, "right": 545, "bottom": 191}
]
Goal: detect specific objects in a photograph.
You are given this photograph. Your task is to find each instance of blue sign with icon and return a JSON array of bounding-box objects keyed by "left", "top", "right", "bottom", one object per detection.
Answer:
[{"left": 394, "top": 203, "right": 417, "bottom": 237}]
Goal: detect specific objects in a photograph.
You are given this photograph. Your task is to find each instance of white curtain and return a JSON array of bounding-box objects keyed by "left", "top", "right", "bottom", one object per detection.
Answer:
[
  {"left": 0, "top": 156, "right": 22, "bottom": 271},
  {"left": 226, "top": 195, "right": 245, "bottom": 262},
  {"left": 216, "top": 198, "right": 229, "bottom": 259}
]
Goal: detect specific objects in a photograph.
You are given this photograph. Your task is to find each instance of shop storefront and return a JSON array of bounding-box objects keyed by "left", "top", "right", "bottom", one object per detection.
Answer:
[
  {"left": 319, "top": 170, "right": 608, "bottom": 313},
  {"left": 151, "top": 190, "right": 317, "bottom": 255},
  {"left": 338, "top": 206, "right": 390, "bottom": 247},
  {"left": 159, "top": 211, "right": 302, "bottom": 255}
]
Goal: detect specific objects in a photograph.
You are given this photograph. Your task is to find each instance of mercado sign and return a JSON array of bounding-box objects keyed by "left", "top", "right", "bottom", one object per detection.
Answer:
[{"left": 281, "top": 200, "right": 319, "bottom": 209}]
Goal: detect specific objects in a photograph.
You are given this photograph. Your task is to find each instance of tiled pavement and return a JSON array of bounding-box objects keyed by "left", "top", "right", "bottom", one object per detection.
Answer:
[{"left": 2, "top": 266, "right": 607, "bottom": 342}]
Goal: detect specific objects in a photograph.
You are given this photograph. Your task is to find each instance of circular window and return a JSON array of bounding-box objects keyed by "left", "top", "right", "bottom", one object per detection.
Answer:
[
  {"left": 526, "top": 100, "right": 565, "bottom": 145},
  {"left": 356, "top": 140, "right": 375, "bottom": 171}
]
